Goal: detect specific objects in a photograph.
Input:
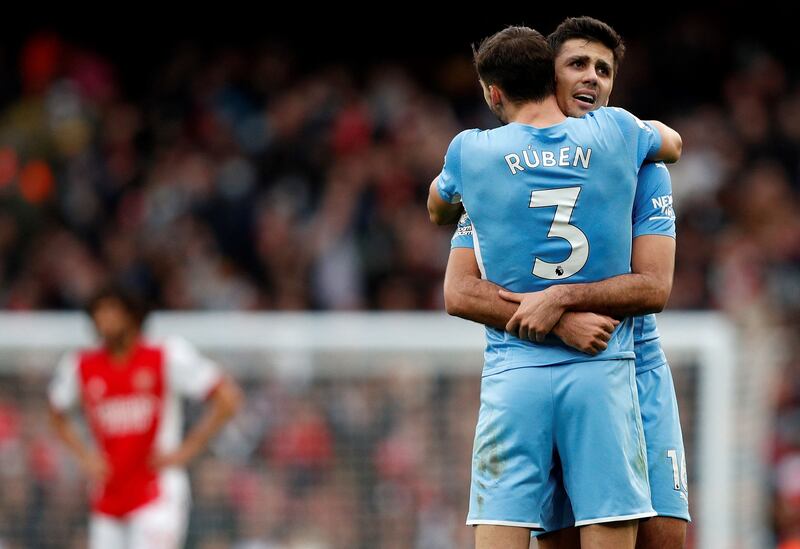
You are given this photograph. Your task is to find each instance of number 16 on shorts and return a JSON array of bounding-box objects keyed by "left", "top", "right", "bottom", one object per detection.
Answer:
[{"left": 667, "top": 449, "right": 688, "bottom": 492}]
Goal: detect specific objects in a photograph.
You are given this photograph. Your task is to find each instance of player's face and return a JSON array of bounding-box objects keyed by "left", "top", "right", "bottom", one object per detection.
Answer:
[
  {"left": 554, "top": 39, "right": 615, "bottom": 118},
  {"left": 92, "top": 298, "right": 136, "bottom": 346}
]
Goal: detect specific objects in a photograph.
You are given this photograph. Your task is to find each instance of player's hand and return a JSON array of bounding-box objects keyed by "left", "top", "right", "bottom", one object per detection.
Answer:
[
  {"left": 500, "top": 288, "right": 566, "bottom": 342},
  {"left": 80, "top": 452, "right": 109, "bottom": 484},
  {"left": 150, "top": 445, "right": 196, "bottom": 470},
  {"left": 552, "top": 312, "right": 619, "bottom": 355}
]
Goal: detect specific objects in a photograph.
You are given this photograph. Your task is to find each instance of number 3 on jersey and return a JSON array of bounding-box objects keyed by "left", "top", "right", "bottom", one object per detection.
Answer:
[{"left": 529, "top": 186, "right": 588, "bottom": 280}]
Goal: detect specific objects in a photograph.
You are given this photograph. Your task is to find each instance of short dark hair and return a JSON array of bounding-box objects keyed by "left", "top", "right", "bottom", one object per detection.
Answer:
[
  {"left": 472, "top": 26, "right": 555, "bottom": 103},
  {"left": 86, "top": 285, "right": 149, "bottom": 328},
  {"left": 548, "top": 16, "right": 625, "bottom": 69}
]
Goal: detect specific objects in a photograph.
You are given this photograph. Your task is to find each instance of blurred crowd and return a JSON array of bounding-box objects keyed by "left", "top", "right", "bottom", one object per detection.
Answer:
[
  {"left": 0, "top": 34, "right": 467, "bottom": 312},
  {"left": 0, "top": 14, "right": 799, "bottom": 549}
]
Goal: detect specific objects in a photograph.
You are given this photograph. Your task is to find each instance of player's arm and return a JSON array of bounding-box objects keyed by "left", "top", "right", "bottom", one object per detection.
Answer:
[
  {"left": 561, "top": 234, "right": 674, "bottom": 316},
  {"left": 48, "top": 353, "right": 107, "bottom": 482},
  {"left": 444, "top": 248, "right": 515, "bottom": 329},
  {"left": 607, "top": 107, "right": 682, "bottom": 164},
  {"left": 428, "top": 129, "right": 474, "bottom": 225},
  {"left": 502, "top": 236, "right": 674, "bottom": 341},
  {"left": 428, "top": 177, "right": 463, "bottom": 225},
  {"left": 153, "top": 376, "right": 243, "bottom": 469},
  {"left": 445, "top": 216, "right": 619, "bottom": 354},
  {"left": 646, "top": 120, "right": 682, "bottom": 163},
  {"left": 447, "top": 249, "right": 619, "bottom": 354},
  {"left": 49, "top": 406, "right": 108, "bottom": 483}
]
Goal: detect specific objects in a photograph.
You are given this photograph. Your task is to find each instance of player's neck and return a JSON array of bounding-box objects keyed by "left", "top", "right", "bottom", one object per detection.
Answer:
[
  {"left": 507, "top": 96, "right": 566, "bottom": 128},
  {"left": 105, "top": 331, "right": 140, "bottom": 363}
]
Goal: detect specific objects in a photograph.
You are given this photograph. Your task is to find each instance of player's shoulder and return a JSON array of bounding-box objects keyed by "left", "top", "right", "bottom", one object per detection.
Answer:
[
  {"left": 639, "top": 161, "right": 671, "bottom": 181},
  {"left": 598, "top": 106, "right": 654, "bottom": 132},
  {"left": 443, "top": 128, "right": 481, "bottom": 161},
  {"left": 459, "top": 127, "right": 481, "bottom": 137},
  {"left": 62, "top": 346, "right": 107, "bottom": 378},
  {"left": 597, "top": 106, "right": 633, "bottom": 117},
  {"left": 54, "top": 349, "right": 83, "bottom": 371},
  {"left": 450, "top": 127, "right": 482, "bottom": 146},
  {"left": 585, "top": 106, "right": 631, "bottom": 124},
  {"left": 475, "top": 124, "right": 536, "bottom": 148},
  {"left": 449, "top": 127, "right": 481, "bottom": 141},
  {"left": 74, "top": 345, "right": 105, "bottom": 363},
  {"left": 641, "top": 161, "right": 669, "bottom": 172},
  {"left": 484, "top": 122, "right": 536, "bottom": 136},
  {"left": 148, "top": 335, "right": 196, "bottom": 356},
  {"left": 587, "top": 107, "right": 657, "bottom": 149},
  {"left": 591, "top": 106, "right": 645, "bottom": 126}
]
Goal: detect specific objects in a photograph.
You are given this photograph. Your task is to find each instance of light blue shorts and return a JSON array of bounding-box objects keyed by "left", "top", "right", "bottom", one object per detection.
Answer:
[
  {"left": 637, "top": 363, "right": 690, "bottom": 521},
  {"left": 466, "top": 359, "right": 655, "bottom": 529},
  {"left": 532, "top": 362, "right": 691, "bottom": 536}
]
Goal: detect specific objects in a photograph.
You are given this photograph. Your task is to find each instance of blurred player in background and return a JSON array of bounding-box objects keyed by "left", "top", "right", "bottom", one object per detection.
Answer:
[
  {"left": 444, "top": 17, "right": 689, "bottom": 549},
  {"left": 48, "top": 286, "right": 242, "bottom": 549}
]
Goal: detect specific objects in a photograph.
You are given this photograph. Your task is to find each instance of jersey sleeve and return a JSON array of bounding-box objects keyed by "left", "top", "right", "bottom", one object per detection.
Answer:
[
  {"left": 451, "top": 211, "right": 475, "bottom": 249},
  {"left": 605, "top": 107, "right": 663, "bottom": 166},
  {"left": 632, "top": 162, "right": 676, "bottom": 238},
  {"left": 48, "top": 352, "right": 80, "bottom": 412},
  {"left": 437, "top": 129, "right": 477, "bottom": 204},
  {"left": 163, "top": 336, "right": 223, "bottom": 401}
]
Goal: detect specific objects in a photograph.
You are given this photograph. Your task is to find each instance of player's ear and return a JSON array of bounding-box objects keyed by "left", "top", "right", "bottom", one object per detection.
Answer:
[{"left": 490, "top": 85, "right": 503, "bottom": 108}]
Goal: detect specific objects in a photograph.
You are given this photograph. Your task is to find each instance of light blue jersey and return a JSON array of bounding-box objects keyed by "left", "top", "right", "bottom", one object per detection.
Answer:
[
  {"left": 438, "top": 107, "right": 662, "bottom": 372},
  {"left": 451, "top": 161, "right": 676, "bottom": 374}
]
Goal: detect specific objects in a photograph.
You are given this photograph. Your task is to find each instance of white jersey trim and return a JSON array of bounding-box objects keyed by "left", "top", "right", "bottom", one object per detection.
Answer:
[
  {"left": 48, "top": 352, "right": 80, "bottom": 412},
  {"left": 154, "top": 336, "right": 222, "bottom": 455},
  {"left": 158, "top": 336, "right": 222, "bottom": 401},
  {"left": 465, "top": 519, "right": 542, "bottom": 529},
  {"left": 574, "top": 511, "right": 657, "bottom": 527},
  {"left": 471, "top": 221, "right": 487, "bottom": 280}
]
